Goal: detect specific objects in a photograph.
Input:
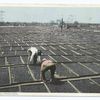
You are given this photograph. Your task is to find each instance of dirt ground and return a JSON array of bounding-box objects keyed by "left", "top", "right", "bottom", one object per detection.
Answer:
[{"left": 0, "top": 25, "right": 100, "bottom": 93}]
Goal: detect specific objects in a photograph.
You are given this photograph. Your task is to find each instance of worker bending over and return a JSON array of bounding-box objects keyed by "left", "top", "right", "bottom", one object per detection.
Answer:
[
  {"left": 27, "top": 47, "right": 42, "bottom": 65},
  {"left": 40, "top": 58, "right": 56, "bottom": 82}
]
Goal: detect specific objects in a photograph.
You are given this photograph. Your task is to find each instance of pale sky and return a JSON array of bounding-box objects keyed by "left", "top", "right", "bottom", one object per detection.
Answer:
[{"left": 0, "top": 7, "right": 100, "bottom": 23}]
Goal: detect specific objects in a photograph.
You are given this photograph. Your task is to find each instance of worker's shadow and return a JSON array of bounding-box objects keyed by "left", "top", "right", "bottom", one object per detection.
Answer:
[{"left": 49, "top": 78, "right": 65, "bottom": 85}]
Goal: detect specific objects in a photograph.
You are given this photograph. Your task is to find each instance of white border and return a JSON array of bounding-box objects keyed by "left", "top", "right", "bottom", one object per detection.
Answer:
[
  {"left": 0, "top": 0, "right": 100, "bottom": 4},
  {"left": 0, "top": 0, "right": 100, "bottom": 98}
]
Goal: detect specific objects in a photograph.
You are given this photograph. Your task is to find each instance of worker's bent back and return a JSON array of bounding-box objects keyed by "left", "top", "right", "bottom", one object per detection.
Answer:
[{"left": 40, "top": 59, "right": 56, "bottom": 82}]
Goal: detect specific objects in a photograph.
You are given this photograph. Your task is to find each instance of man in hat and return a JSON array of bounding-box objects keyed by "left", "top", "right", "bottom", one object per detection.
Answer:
[{"left": 40, "top": 58, "right": 56, "bottom": 82}]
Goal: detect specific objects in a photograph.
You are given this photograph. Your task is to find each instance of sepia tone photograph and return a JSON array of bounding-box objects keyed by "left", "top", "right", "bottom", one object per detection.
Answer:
[{"left": 0, "top": 3, "right": 100, "bottom": 96}]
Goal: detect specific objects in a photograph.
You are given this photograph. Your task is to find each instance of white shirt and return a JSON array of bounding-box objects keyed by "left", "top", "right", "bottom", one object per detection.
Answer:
[{"left": 27, "top": 47, "right": 38, "bottom": 62}]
